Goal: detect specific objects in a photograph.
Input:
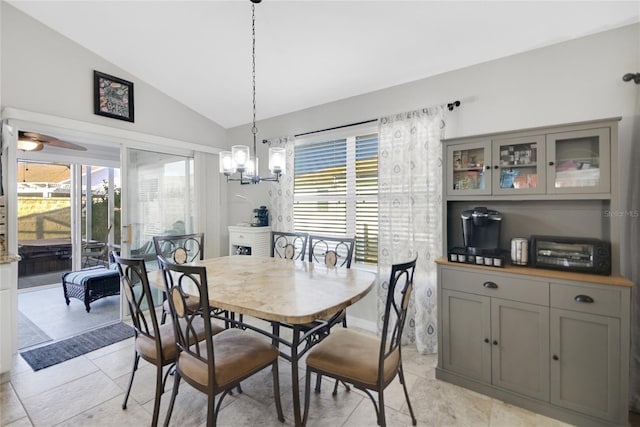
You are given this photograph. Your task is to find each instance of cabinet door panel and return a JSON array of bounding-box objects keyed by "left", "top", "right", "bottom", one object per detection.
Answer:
[
  {"left": 546, "top": 128, "right": 610, "bottom": 194},
  {"left": 491, "top": 298, "right": 549, "bottom": 400},
  {"left": 492, "top": 135, "right": 545, "bottom": 195},
  {"left": 550, "top": 308, "right": 620, "bottom": 421},
  {"left": 442, "top": 290, "right": 491, "bottom": 383},
  {"left": 447, "top": 141, "right": 492, "bottom": 196}
]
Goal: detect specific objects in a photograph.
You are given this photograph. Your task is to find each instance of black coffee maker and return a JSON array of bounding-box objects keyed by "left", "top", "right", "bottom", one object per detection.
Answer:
[
  {"left": 251, "top": 205, "right": 269, "bottom": 227},
  {"left": 461, "top": 207, "right": 502, "bottom": 255}
]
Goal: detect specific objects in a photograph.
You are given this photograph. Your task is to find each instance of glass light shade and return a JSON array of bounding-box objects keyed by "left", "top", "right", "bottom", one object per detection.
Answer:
[
  {"left": 246, "top": 157, "right": 258, "bottom": 178},
  {"left": 17, "top": 139, "right": 42, "bottom": 151},
  {"left": 231, "top": 145, "right": 250, "bottom": 172},
  {"left": 219, "top": 151, "right": 234, "bottom": 174},
  {"left": 269, "top": 147, "right": 286, "bottom": 175}
]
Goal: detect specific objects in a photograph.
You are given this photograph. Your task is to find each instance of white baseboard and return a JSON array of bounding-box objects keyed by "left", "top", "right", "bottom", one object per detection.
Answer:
[{"left": 346, "top": 315, "right": 377, "bottom": 333}]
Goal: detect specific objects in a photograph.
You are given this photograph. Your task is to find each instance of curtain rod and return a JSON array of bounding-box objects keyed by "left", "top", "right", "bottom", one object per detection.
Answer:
[
  {"left": 293, "top": 100, "right": 461, "bottom": 138},
  {"left": 294, "top": 119, "right": 378, "bottom": 138}
]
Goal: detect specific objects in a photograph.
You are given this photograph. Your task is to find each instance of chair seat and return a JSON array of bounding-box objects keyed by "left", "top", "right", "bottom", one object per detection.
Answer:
[
  {"left": 178, "top": 328, "right": 278, "bottom": 390},
  {"left": 136, "top": 318, "right": 223, "bottom": 364},
  {"left": 305, "top": 328, "right": 399, "bottom": 388}
]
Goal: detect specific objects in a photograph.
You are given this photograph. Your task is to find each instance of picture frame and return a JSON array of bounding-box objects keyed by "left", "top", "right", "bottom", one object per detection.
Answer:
[{"left": 93, "top": 71, "right": 134, "bottom": 122}]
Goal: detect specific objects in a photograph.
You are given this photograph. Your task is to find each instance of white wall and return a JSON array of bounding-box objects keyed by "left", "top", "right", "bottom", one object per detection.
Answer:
[
  {"left": 225, "top": 23, "right": 640, "bottom": 324},
  {"left": 0, "top": 3, "right": 226, "bottom": 147}
]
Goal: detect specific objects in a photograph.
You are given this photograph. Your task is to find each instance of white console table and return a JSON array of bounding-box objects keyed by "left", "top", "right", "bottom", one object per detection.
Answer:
[{"left": 228, "top": 225, "right": 271, "bottom": 257}]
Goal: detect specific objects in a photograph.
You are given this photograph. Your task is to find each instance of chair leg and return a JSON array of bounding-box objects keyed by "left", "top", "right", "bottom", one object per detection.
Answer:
[
  {"left": 151, "top": 364, "right": 164, "bottom": 427},
  {"left": 314, "top": 373, "right": 323, "bottom": 393},
  {"left": 207, "top": 393, "right": 216, "bottom": 427},
  {"left": 271, "top": 360, "right": 285, "bottom": 422},
  {"left": 378, "top": 389, "right": 386, "bottom": 427},
  {"left": 122, "top": 352, "right": 140, "bottom": 409},
  {"left": 398, "top": 364, "right": 417, "bottom": 425},
  {"left": 163, "top": 372, "right": 181, "bottom": 427},
  {"left": 302, "top": 368, "right": 313, "bottom": 426}
]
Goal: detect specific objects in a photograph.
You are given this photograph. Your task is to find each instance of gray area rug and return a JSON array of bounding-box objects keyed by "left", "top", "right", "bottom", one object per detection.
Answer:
[
  {"left": 20, "top": 322, "right": 134, "bottom": 371},
  {"left": 17, "top": 311, "right": 52, "bottom": 350}
]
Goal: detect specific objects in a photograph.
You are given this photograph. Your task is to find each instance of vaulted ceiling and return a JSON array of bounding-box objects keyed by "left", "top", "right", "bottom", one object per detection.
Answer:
[{"left": 8, "top": 1, "right": 640, "bottom": 129}]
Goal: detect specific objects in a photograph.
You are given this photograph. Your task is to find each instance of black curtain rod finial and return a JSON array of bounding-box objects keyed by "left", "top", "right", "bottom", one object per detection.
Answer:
[
  {"left": 622, "top": 73, "right": 640, "bottom": 84},
  {"left": 447, "top": 100, "right": 461, "bottom": 111}
]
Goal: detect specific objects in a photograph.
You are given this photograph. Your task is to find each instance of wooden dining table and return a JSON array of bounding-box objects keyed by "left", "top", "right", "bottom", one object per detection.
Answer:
[{"left": 152, "top": 255, "right": 376, "bottom": 426}]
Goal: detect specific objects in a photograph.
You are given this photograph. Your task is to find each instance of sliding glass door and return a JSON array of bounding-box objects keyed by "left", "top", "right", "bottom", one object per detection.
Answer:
[{"left": 121, "top": 147, "right": 194, "bottom": 270}]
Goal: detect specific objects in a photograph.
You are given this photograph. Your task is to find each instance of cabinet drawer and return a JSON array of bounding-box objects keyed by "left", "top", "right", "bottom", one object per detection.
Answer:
[
  {"left": 550, "top": 282, "right": 621, "bottom": 317},
  {"left": 230, "top": 232, "right": 252, "bottom": 246},
  {"left": 442, "top": 268, "right": 548, "bottom": 306}
]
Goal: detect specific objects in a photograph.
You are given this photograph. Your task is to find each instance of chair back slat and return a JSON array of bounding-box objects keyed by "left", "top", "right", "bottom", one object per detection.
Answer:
[
  {"left": 271, "top": 231, "right": 308, "bottom": 260},
  {"left": 153, "top": 233, "right": 205, "bottom": 264},
  {"left": 157, "top": 257, "right": 216, "bottom": 380},
  {"left": 379, "top": 258, "right": 417, "bottom": 373},
  {"left": 112, "top": 253, "right": 161, "bottom": 350},
  {"left": 308, "top": 235, "right": 355, "bottom": 268}
]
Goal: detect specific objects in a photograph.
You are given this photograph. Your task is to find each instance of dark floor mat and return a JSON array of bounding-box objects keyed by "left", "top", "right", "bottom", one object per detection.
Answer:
[{"left": 20, "top": 322, "right": 134, "bottom": 371}]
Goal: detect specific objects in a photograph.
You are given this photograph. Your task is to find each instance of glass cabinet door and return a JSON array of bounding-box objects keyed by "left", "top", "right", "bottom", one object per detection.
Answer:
[
  {"left": 492, "top": 135, "right": 545, "bottom": 195},
  {"left": 447, "top": 141, "right": 491, "bottom": 196},
  {"left": 546, "top": 128, "right": 610, "bottom": 194}
]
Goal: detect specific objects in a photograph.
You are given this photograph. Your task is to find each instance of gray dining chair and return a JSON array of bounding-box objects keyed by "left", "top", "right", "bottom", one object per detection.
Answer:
[
  {"left": 271, "top": 231, "right": 308, "bottom": 260},
  {"left": 153, "top": 233, "right": 205, "bottom": 324},
  {"left": 158, "top": 257, "right": 284, "bottom": 427},
  {"left": 302, "top": 257, "right": 418, "bottom": 427},
  {"left": 113, "top": 252, "right": 222, "bottom": 427}
]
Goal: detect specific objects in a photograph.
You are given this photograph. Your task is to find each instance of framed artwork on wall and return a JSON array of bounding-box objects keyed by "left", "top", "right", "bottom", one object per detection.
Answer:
[{"left": 93, "top": 70, "right": 134, "bottom": 122}]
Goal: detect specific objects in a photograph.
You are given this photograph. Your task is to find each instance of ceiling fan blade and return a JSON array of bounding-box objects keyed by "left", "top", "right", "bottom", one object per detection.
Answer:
[
  {"left": 21, "top": 131, "right": 57, "bottom": 143},
  {"left": 45, "top": 139, "right": 87, "bottom": 151},
  {"left": 18, "top": 130, "right": 87, "bottom": 151}
]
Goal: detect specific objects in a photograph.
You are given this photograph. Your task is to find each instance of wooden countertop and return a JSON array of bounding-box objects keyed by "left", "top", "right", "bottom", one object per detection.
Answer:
[{"left": 435, "top": 257, "right": 634, "bottom": 287}]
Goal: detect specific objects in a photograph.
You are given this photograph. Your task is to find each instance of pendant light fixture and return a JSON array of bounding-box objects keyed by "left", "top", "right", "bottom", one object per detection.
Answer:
[{"left": 219, "top": 0, "right": 285, "bottom": 184}]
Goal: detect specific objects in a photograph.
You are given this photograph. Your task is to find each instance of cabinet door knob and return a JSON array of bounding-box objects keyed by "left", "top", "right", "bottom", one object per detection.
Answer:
[
  {"left": 548, "top": 161, "right": 555, "bottom": 166},
  {"left": 493, "top": 340, "right": 498, "bottom": 346},
  {"left": 553, "top": 355, "right": 559, "bottom": 361},
  {"left": 493, "top": 165, "right": 499, "bottom": 169},
  {"left": 574, "top": 294, "right": 594, "bottom": 303},
  {"left": 484, "top": 338, "right": 490, "bottom": 343},
  {"left": 483, "top": 281, "right": 498, "bottom": 289},
  {"left": 485, "top": 165, "right": 491, "bottom": 170}
]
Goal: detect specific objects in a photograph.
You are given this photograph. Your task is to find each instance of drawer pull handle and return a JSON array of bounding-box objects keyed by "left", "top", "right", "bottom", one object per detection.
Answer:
[
  {"left": 574, "top": 295, "right": 594, "bottom": 303},
  {"left": 553, "top": 355, "right": 559, "bottom": 361},
  {"left": 483, "top": 281, "right": 498, "bottom": 289}
]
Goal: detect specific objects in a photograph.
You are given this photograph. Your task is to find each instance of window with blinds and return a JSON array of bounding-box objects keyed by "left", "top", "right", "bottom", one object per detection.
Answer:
[{"left": 294, "top": 132, "right": 378, "bottom": 264}]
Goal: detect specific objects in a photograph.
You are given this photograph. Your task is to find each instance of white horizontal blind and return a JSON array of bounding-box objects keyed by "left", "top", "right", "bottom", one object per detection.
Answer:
[{"left": 294, "top": 132, "right": 378, "bottom": 264}]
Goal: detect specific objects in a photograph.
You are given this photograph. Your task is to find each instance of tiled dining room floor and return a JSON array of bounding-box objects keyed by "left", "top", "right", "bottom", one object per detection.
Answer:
[{"left": 2, "top": 316, "right": 582, "bottom": 427}]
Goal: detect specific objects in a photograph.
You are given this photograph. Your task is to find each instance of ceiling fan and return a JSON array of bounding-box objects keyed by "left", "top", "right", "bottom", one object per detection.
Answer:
[{"left": 18, "top": 131, "right": 87, "bottom": 152}]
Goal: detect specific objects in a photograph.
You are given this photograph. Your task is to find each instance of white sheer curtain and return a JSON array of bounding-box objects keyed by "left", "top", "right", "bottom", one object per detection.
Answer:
[
  {"left": 377, "top": 106, "right": 445, "bottom": 354},
  {"left": 267, "top": 136, "right": 296, "bottom": 232}
]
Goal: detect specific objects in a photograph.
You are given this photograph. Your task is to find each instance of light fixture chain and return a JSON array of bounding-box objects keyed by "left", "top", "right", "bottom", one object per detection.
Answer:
[{"left": 252, "top": 2, "right": 257, "bottom": 136}]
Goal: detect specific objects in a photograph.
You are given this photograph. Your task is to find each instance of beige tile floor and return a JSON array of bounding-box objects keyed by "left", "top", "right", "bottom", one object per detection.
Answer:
[{"left": 1, "top": 320, "right": 582, "bottom": 427}]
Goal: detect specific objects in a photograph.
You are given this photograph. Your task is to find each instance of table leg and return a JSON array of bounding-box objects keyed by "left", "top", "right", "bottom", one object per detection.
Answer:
[{"left": 291, "top": 325, "right": 302, "bottom": 426}]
